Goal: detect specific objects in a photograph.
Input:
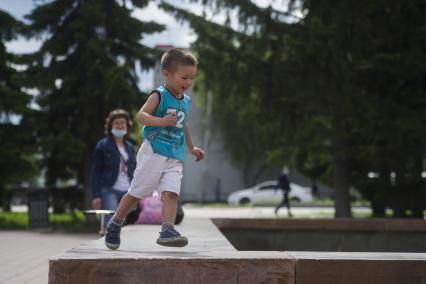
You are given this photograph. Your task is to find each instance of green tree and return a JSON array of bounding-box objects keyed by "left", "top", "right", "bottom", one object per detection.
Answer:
[
  {"left": 22, "top": 0, "right": 164, "bottom": 206},
  {"left": 160, "top": 2, "right": 288, "bottom": 186},
  {"left": 283, "top": 1, "right": 374, "bottom": 217},
  {"left": 0, "top": 10, "right": 36, "bottom": 211},
  {"left": 348, "top": 0, "right": 426, "bottom": 218},
  {"left": 163, "top": 0, "right": 426, "bottom": 217}
]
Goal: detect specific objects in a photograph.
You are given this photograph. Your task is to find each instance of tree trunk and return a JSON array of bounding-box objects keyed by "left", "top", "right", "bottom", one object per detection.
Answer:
[
  {"left": 332, "top": 138, "right": 352, "bottom": 218},
  {"left": 0, "top": 184, "right": 11, "bottom": 212},
  {"left": 83, "top": 152, "right": 92, "bottom": 210},
  {"left": 372, "top": 166, "right": 389, "bottom": 218},
  {"left": 371, "top": 198, "right": 386, "bottom": 217}
]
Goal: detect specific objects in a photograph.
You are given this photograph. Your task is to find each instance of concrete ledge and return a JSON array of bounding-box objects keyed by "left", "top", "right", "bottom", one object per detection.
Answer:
[
  {"left": 214, "top": 218, "right": 426, "bottom": 252},
  {"left": 290, "top": 252, "right": 426, "bottom": 284},
  {"left": 49, "top": 257, "right": 295, "bottom": 283},
  {"left": 49, "top": 218, "right": 426, "bottom": 283},
  {"left": 213, "top": 218, "right": 426, "bottom": 232},
  {"left": 49, "top": 219, "right": 295, "bottom": 284}
]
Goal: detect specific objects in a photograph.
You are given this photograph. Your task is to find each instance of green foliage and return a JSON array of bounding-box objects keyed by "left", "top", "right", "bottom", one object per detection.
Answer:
[
  {"left": 0, "top": 211, "right": 98, "bottom": 233},
  {"left": 0, "top": 10, "right": 38, "bottom": 210},
  {"left": 161, "top": 2, "right": 283, "bottom": 185},
  {"left": 161, "top": 0, "right": 426, "bottom": 217},
  {"left": 0, "top": 212, "right": 27, "bottom": 229},
  {"left": 22, "top": 0, "right": 164, "bottom": 187}
]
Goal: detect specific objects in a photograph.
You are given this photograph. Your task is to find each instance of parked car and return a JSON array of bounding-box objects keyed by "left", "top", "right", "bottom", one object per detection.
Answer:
[{"left": 227, "top": 180, "right": 313, "bottom": 206}]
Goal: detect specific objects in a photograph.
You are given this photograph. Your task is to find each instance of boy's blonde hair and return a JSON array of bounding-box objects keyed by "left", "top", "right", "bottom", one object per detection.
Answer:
[{"left": 161, "top": 48, "right": 198, "bottom": 73}]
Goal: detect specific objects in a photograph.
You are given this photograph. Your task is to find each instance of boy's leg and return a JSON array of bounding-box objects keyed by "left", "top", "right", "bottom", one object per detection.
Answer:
[
  {"left": 156, "top": 191, "right": 188, "bottom": 247},
  {"left": 105, "top": 193, "right": 139, "bottom": 250},
  {"left": 105, "top": 141, "right": 164, "bottom": 250},
  {"left": 162, "top": 191, "right": 178, "bottom": 226},
  {"left": 114, "top": 193, "right": 139, "bottom": 221}
]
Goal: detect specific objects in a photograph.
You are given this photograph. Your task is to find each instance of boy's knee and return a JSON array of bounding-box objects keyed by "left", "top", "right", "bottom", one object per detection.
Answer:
[
  {"left": 124, "top": 192, "right": 139, "bottom": 202},
  {"left": 161, "top": 191, "right": 179, "bottom": 201}
]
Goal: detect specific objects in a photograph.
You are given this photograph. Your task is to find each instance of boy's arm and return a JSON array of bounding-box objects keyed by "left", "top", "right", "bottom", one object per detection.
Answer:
[
  {"left": 137, "top": 92, "right": 176, "bottom": 127},
  {"left": 185, "top": 124, "right": 205, "bottom": 162}
]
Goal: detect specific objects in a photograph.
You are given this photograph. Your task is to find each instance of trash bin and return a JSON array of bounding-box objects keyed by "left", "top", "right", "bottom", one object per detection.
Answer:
[{"left": 28, "top": 190, "right": 49, "bottom": 228}]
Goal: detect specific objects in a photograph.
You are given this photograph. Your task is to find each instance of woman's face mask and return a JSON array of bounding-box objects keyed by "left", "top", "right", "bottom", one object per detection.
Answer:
[
  {"left": 111, "top": 117, "right": 128, "bottom": 138},
  {"left": 111, "top": 128, "right": 127, "bottom": 138}
]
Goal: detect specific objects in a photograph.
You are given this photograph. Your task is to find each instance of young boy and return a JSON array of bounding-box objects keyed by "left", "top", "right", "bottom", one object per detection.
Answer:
[{"left": 105, "top": 48, "right": 205, "bottom": 250}]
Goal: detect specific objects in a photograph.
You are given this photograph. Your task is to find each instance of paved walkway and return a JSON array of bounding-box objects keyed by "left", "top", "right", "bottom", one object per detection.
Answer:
[
  {"left": 0, "top": 205, "right": 387, "bottom": 283},
  {"left": 0, "top": 231, "right": 97, "bottom": 284},
  {"left": 182, "top": 205, "right": 372, "bottom": 218}
]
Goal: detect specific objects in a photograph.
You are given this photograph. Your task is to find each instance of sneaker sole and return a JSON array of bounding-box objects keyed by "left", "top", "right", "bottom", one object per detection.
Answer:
[
  {"left": 156, "top": 236, "right": 188, "bottom": 247},
  {"left": 105, "top": 239, "right": 120, "bottom": 250}
]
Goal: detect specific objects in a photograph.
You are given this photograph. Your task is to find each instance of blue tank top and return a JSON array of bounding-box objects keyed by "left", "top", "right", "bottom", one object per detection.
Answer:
[{"left": 143, "top": 85, "right": 191, "bottom": 161}]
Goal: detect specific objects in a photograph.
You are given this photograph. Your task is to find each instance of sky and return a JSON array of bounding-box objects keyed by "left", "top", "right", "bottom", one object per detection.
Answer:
[
  {"left": 0, "top": 0, "right": 294, "bottom": 90},
  {"left": 0, "top": 0, "right": 199, "bottom": 49},
  {"left": 0, "top": 0, "right": 199, "bottom": 90}
]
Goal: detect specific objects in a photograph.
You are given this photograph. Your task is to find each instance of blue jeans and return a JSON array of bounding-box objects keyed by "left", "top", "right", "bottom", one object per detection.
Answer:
[{"left": 101, "top": 188, "right": 127, "bottom": 225}]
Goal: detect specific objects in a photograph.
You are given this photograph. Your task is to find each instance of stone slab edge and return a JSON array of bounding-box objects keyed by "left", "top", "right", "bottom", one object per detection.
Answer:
[
  {"left": 49, "top": 256, "right": 296, "bottom": 284},
  {"left": 213, "top": 218, "right": 426, "bottom": 232}
]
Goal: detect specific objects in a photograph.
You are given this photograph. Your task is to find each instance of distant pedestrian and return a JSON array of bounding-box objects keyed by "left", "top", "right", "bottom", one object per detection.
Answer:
[
  {"left": 90, "top": 109, "right": 136, "bottom": 235},
  {"left": 274, "top": 167, "right": 293, "bottom": 217},
  {"left": 312, "top": 181, "right": 319, "bottom": 198}
]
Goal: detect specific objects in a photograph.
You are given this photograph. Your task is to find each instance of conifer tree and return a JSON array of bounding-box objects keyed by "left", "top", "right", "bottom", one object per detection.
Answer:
[
  {"left": 160, "top": 2, "right": 291, "bottom": 186},
  {"left": 288, "top": 0, "right": 426, "bottom": 217},
  {"left": 0, "top": 10, "right": 35, "bottom": 210},
  {"left": 23, "top": 0, "right": 164, "bottom": 201}
]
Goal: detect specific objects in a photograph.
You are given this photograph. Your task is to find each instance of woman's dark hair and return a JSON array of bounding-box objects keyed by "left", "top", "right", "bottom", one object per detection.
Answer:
[{"left": 104, "top": 109, "right": 133, "bottom": 137}]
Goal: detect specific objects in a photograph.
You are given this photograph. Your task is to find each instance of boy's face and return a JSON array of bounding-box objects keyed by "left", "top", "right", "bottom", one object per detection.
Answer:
[{"left": 163, "top": 64, "right": 197, "bottom": 96}]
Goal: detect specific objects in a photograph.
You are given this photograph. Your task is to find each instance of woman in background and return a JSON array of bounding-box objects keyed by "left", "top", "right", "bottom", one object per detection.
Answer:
[{"left": 90, "top": 109, "right": 136, "bottom": 234}]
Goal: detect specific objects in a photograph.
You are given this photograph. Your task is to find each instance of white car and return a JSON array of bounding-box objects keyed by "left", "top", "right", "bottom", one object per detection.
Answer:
[{"left": 227, "top": 180, "right": 313, "bottom": 206}]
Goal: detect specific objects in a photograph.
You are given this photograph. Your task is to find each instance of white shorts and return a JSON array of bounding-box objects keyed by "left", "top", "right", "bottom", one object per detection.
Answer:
[{"left": 128, "top": 141, "right": 183, "bottom": 199}]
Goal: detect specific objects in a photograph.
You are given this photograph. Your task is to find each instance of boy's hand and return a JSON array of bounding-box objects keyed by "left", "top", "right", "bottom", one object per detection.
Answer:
[
  {"left": 189, "top": 147, "right": 205, "bottom": 162},
  {"left": 162, "top": 112, "right": 177, "bottom": 127}
]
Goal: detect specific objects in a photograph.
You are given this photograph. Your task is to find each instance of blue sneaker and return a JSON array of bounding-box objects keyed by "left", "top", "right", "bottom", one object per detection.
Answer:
[
  {"left": 156, "top": 227, "right": 188, "bottom": 247},
  {"left": 105, "top": 220, "right": 121, "bottom": 250}
]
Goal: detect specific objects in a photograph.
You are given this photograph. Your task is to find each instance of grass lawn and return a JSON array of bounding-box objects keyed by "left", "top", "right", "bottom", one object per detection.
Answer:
[{"left": 0, "top": 211, "right": 98, "bottom": 233}]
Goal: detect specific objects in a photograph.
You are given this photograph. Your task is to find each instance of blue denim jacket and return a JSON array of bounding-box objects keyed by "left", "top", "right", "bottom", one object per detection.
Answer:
[{"left": 90, "top": 137, "right": 136, "bottom": 199}]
